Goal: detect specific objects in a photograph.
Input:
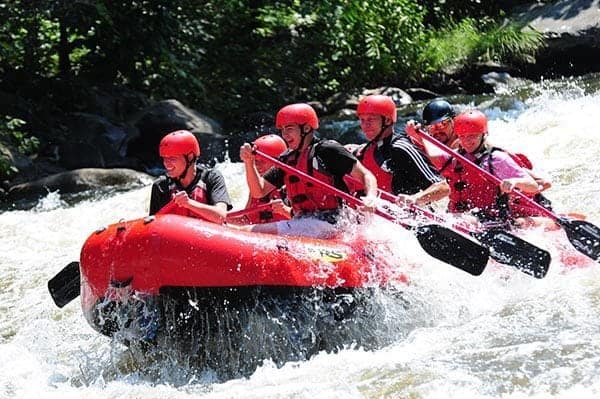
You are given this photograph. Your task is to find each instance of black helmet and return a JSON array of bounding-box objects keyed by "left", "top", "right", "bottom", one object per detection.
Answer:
[{"left": 422, "top": 100, "right": 455, "bottom": 125}]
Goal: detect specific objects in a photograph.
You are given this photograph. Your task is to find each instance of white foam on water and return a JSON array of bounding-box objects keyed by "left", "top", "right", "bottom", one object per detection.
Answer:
[{"left": 2, "top": 75, "right": 600, "bottom": 398}]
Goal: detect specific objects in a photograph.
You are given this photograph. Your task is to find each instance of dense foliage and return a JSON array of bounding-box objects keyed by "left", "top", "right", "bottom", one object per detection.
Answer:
[
  {"left": 0, "top": 0, "right": 542, "bottom": 177},
  {"left": 1, "top": 1, "right": 542, "bottom": 112},
  {"left": 0, "top": 116, "right": 37, "bottom": 179}
]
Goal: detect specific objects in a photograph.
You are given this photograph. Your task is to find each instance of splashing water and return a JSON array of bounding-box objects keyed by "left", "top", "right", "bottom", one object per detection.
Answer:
[{"left": 2, "top": 75, "right": 600, "bottom": 398}]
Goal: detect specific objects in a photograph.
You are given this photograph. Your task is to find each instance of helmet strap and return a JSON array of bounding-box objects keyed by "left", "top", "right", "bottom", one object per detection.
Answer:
[
  {"left": 373, "top": 116, "right": 393, "bottom": 143},
  {"left": 477, "top": 134, "right": 486, "bottom": 152},
  {"left": 175, "top": 154, "right": 197, "bottom": 185},
  {"left": 298, "top": 124, "right": 311, "bottom": 150},
  {"left": 470, "top": 134, "right": 487, "bottom": 154}
]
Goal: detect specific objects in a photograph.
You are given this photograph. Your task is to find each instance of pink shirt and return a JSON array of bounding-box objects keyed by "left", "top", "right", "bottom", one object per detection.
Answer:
[
  {"left": 477, "top": 151, "right": 529, "bottom": 179},
  {"left": 440, "top": 150, "right": 529, "bottom": 179}
]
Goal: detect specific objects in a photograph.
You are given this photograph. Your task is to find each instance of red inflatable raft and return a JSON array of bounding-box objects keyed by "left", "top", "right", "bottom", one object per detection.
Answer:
[
  {"left": 81, "top": 214, "right": 406, "bottom": 296},
  {"left": 79, "top": 213, "right": 410, "bottom": 354}
]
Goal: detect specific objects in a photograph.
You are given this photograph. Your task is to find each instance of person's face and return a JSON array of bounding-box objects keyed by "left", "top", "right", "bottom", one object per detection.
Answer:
[
  {"left": 458, "top": 133, "right": 484, "bottom": 153},
  {"left": 426, "top": 118, "right": 454, "bottom": 144},
  {"left": 162, "top": 155, "right": 186, "bottom": 177},
  {"left": 255, "top": 158, "right": 271, "bottom": 174},
  {"left": 359, "top": 113, "right": 387, "bottom": 141},
  {"left": 280, "top": 124, "right": 304, "bottom": 150}
]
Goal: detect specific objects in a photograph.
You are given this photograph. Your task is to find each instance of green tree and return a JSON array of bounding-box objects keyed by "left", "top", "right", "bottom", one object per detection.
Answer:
[{"left": 1, "top": 0, "right": 543, "bottom": 128}]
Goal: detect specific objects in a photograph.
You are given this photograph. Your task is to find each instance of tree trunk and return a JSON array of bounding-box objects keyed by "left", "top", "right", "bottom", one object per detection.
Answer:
[
  {"left": 23, "top": 16, "right": 40, "bottom": 75},
  {"left": 58, "top": 19, "right": 71, "bottom": 78}
]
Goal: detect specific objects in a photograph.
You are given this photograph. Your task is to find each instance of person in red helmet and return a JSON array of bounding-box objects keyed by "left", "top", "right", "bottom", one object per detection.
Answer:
[
  {"left": 149, "top": 130, "right": 232, "bottom": 223},
  {"left": 239, "top": 103, "right": 377, "bottom": 238},
  {"left": 231, "top": 134, "right": 291, "bottom": 224},
  {"left": 438, "top": 110, "right": 550, "bottom": 225},
  {"left": 407, "top": 99, "right": 553, "bottom": 193},
  {"left": 352, "top": 94, "right": 450, "bottom": 206}
]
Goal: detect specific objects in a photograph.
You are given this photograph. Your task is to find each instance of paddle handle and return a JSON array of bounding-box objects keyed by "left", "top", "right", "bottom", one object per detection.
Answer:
[
  {"left": 414, "top": 128, "right": 559, "bottom": 222},
  {"left": 253, "top": 150, "right": 397, "bottom": 224}
]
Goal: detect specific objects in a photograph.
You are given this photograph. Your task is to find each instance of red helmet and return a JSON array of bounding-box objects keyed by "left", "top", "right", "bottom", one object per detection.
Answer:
[
  {"left": 275, "top": 103, "right": 319, "bottom": 130},
  {"left": 159, "top": 130, "right": 201, "bottom": 158},
  {"left": 253, "top": 134, "right": 287, "bottom": 157},
  {"left": 454, "top": 110, "right": 488, "bottom": 137},
  {"left": 357, "top": 95, "right": 397, "bottom": 122}
]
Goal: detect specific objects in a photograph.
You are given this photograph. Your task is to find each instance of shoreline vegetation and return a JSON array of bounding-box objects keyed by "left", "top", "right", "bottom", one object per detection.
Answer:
[{"left": 0, "top": 0, "right": 598, "bottom": 204}]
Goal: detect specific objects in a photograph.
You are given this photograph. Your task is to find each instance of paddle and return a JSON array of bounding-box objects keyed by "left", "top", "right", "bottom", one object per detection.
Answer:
[
  {"left": 226, "top": 203, "right": 281, "bottom": 225},
  {"left": 253, "top": 149, "right": 489, "bottom": 276},
  {"left": 415, "top": 127, "right": 600, "bottom": 263},
  {"left": 227, "top": 203, "right": 275, "bottom": 219},
  {"left": 345, "top": 174, "right": 550, "bottom": 278},
  {"left": 48, "top": 201, "right": 178, "bottom": 308},
  {"left": 48, "top": 261, "right": 80, "bottom": 308}
]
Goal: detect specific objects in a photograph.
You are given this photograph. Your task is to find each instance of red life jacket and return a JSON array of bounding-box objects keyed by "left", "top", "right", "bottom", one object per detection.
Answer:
[
  {"left": 342, "top": 144, "right": 364, "bottom": 197},
  {"left": 284, "top": 142, "right": 341, "bottom": 214},
  {"left": 354, "top": 140, "right": 393, "bottom": 193},
  {"left": 168, "top": 168, "right": 211, "bottom": 220},
  {"left": 441, "top": 148, "right": 544, "bottom": 220},
  {"left": 502, "top": 150, "right": 553, "bottom": 212},
  {"left": 243, "top": 189, "right": 289, "bottom": 224},
  {"left": 509, "top": 152, "right": 533, "bottom": 169}
]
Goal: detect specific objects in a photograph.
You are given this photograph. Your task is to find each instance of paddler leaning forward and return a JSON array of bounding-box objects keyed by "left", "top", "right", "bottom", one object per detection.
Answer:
[{"left": 238, "top": 103, "right": 378, "bottom": 239}]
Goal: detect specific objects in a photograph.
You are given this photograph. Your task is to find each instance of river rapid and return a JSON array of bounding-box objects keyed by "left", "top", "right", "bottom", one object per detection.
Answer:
[{"left": 1, "top": 74, "right": 600, "bottom": 398}]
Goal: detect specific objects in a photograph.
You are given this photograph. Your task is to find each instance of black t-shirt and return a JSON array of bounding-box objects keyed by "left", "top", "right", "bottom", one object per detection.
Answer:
[
  {"left": 263, "top": 139, "right": 357, "bottom": 190},
  {"left": 360, "top": 133, "right": 444, "bottom": 195},
  {"left": 149, "top": 165, "right": 232, "bottom": 215}
]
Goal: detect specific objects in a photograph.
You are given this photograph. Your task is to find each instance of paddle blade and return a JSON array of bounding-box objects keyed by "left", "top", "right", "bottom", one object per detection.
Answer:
[
  {"left": 414, "top": 224, "right": 489, "bottom": 276},
  {"left": 473, "top": 229, "right": 551, "bottom": 278},
  {"left": 560, "top": 219, "right": 600, "bottom": 261},
  {"left": 48, "top": 261, "right": 81, "bottom": 308}
]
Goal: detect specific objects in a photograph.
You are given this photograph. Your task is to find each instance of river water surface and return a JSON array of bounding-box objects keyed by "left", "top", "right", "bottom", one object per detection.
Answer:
[{"left": 1, "top": 74, "right": 600, "bottom": 398}]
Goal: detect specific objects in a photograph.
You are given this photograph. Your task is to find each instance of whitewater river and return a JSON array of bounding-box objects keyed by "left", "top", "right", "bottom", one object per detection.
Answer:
[{"left": 1, "top": 74, "right": 600, "bottom": 398}]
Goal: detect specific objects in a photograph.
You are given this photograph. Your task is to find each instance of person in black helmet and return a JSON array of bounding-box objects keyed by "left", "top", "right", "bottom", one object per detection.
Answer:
[
  {"left": 406, "top": 99, "right": 459, "bottom": 170},
  {"left": 407, "top": 101, "right": 553, "bottom": 213}
]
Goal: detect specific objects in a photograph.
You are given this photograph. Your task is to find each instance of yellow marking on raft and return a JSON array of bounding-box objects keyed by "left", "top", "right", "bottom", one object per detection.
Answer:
[{"left": 307, "top": 247, "right": 348, "bottom": 263}]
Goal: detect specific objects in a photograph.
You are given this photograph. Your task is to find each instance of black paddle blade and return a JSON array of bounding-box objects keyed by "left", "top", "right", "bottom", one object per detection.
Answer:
[
  {"left": 414, "top": 224, "right": 489, "bottom": 276},
  {"left": 48, "top": 261, "right": 81, "bottom": 308},
  {"left": 473, "top": 229, "right": 551, "bottom": 278},
  {"left": 560, "top": 218, "right": 600, "bottom": 261}
]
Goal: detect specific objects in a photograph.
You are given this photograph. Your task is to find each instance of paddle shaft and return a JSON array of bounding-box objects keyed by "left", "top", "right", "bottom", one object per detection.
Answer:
[
  {"left": 415, "top": 127, "right": 600, "bottom": 263},
  {"left": 344, "top": 169, "right": 551, "bottom": 277},
  {"left": 254, "top": 150, "right": 399, "bottom": 224},
  {"left": 344, "top": 174, "right": 476, "bottom": 235},
  {"left": 254, "top": 149, "right": 489, "bottom": 275},
  {"left": 227, "top": 203, "right": 275, "bottom": 219},
  {"left": 415, "top": 128, "right": 559, "bottom": 221}
]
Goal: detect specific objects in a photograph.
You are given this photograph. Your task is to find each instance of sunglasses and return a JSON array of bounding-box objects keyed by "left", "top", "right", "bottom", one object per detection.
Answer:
[{"left": 426, "top": 118, "right": 452, "bottom": 131}]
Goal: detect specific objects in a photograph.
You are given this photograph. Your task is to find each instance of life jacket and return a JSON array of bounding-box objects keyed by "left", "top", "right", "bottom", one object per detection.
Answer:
[
  {"left": 441, "top": 147, "right": 548, "bottom": 221},
  {"left": 509, "top": 152, "right": 533, "bottom": 169},
  {"left": 354, "top": 138, "right": 393, "bottom": 193},
  {"left": 504, "top": 151, "right": 553, "bottom": 211},
  {"left": 283, "top": 140, "right": 343, "bottom": 214},
  {"left": 343, "top": 144, "right": 365, "bottom": 197},
  {"left": 243, "top": 189, "right": 289, "bottom": 224},
  {"left": 167, "top": 167, "right": 211, "bottom": 219}
]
